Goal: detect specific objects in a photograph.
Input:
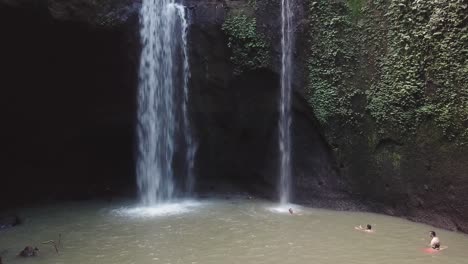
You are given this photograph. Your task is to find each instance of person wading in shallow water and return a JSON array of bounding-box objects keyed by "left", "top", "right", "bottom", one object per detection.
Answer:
[{"left": 429, "top": 231, "right": 441, "bottom": 250}]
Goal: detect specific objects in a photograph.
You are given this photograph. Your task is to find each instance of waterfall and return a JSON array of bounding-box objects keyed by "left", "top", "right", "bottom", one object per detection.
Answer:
[
  {"left": 136, "top": 0, "right": 194, "bottom": 205},
  {"left": 279, "top": 0, "right": 293, "bottom": 204},
  {"left": 178, "top": 5, "right": 197, "bottom": 195}
]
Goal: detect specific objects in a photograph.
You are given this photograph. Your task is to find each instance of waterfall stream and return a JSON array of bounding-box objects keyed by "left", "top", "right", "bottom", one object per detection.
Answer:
[
  {"left": 279, "top": 0, "right": 294, "bottom": 204},
  {"left": 136, "top": 0, "right": 194, "bottom": 205}
]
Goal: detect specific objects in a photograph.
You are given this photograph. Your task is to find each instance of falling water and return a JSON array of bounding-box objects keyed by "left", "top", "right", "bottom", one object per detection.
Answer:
[
  {"left": 279, "top": 0, "right": 293, "bottom": 204},
  {"left": 136, "top": 0, "right": 194, "bottom": 205},
  {"left": 178, "top": 5, "right": 197, "bottom": 195}
]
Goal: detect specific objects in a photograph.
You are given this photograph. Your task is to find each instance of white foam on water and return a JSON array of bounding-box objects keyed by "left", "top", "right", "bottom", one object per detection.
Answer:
[
  {"left": 113, "top": 200, "right": 202, "bottom": 218},
  {"left": 267, "top": 203, "right": 302, "bottom": 214}
]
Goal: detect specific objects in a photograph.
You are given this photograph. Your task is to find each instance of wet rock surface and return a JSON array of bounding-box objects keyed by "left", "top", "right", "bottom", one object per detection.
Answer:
[
  {"left": 18, "top": 246, "right": 39, "bottom": 257},
  {"left": 0, "top": 0, "right": 139, "bottom": 28}
]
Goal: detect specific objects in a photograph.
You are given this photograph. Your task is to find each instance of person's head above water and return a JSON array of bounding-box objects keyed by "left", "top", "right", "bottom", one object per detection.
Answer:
[
  {"left": 366, "top": 224, "right": 372, "bottom": 230},
  {"left": 430, "top": 231, "right": 436, "bottom": 238}
]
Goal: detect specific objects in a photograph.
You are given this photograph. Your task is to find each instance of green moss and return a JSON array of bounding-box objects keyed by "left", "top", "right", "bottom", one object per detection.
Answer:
[
  {"left": 368, "top": 131, "right": 378, "bottom": 149},
  {"left": 347, "top": 0, "right": 364, "bottom": 19},
  {"left": 367, "top": 0, "right": 468, "bottom": 143},
  {"left": 305, "top": 0, "right": 468, "bottom": 145},
  {"left": 305, "top": 0, "right": 363, "bottom": 140},
  {"left": 391, "top": 152, "right": 401, "bottom": 169},
  {"left": 247, "top": 0, "right": 257, "bottom": 9},
  {"left": 222, "top": 14, "right": 270, "bottom": 75},
  {"left": 374, "top": 147, "right": 401, "bottom": 175}
]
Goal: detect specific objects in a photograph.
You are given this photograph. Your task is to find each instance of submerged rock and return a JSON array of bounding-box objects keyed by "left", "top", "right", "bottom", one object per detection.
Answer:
[
  {"left": 18, "top": 246, "right": 39, "bottom": 257},
  {"left": 0, "top": 215, "right": 21, "bottom": 230}
]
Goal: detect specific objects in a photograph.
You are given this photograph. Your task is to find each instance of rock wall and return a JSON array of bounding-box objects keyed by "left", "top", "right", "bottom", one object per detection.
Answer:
[
  {"left": 0, "top": 0, "right": 139, "bottom": 28},
  {"left": 302, "top": 0, "right": 468, "bottom": 232},
  {"left": 186, "top": 0, "right": 346, "bottom": 200},
  {"left": 187, "top": 0, "right": 468, "bottom": 231}
]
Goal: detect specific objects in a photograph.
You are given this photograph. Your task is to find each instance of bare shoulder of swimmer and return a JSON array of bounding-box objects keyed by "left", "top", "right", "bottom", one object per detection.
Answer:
[
  {"left": 429, "top": 231, "right": 441, "bottom": 247},
  {"left": 355, "top": 224, "right": 374, "bottom": 232}
]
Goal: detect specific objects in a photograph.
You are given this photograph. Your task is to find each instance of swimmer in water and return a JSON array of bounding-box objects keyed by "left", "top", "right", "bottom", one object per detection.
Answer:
[
  {"left": 429, "top": 231, "right": 441, "bottom": 250},
  {"left": 355, "top": 224, "right": 374, "bottom": 233},
  {"left": 289, "top": 208, "right": 293, "bottom": 214}
]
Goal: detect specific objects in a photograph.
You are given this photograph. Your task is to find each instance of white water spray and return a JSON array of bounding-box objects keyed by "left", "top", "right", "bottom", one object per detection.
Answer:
[
  {"left": 279, "top": 0, "right": 294, "bottom": 204},
  {"left": 136, "top": 0, "right": 194, "bottom": 205},
  {"left": 178, "top": 4, "right": 197, "bottom": 195}
]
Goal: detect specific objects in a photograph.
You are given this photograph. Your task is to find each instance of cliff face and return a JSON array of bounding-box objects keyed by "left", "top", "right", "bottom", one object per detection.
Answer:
[
  {"left": 0, "top": 0, "right": 139, "bottom": 28},
  {"left": 1, "top": 0, "right": 467, "bottom": 232},
  {"left": 185, "top": 0, "right": 346, "bottom": 200},
  {"left": 301, "top": 0, "right": 468, "bottom": 232}
]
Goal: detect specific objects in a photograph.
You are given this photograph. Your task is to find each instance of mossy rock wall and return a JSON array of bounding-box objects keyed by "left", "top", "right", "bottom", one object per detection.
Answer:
[{"left": 304, "top": 0, "right": 468, "bottom": 231}]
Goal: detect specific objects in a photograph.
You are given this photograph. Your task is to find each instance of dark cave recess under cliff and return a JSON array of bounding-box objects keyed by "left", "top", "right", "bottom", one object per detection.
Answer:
[{"left": 0, "top": 5, "right": 140, "bottom": 205}]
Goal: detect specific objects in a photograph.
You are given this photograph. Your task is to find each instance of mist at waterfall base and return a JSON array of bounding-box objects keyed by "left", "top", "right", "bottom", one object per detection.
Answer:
[
  {"left": 135, "top": 0, "right": 195, "bottom": 209},
  {"left": 278, "top": 0, "right": 294, "bottom": 205}
]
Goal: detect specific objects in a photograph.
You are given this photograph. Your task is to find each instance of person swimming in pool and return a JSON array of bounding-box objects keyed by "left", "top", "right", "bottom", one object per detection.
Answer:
[
  {"left": 355, "top": 224, "right": 374, "bottom": 233},
  {"left": 429, "top": 231, "right": 441, "bottom": 250}
]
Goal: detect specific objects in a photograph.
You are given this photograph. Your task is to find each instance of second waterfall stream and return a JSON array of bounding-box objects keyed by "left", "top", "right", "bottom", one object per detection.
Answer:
[{"left": 279, "top": 0, "right": 294, "bottom": 204}]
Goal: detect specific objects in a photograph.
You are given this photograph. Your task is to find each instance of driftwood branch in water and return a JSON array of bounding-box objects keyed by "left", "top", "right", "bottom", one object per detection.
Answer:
[
  {"left": 41, "top": 241, "right": 58, "bottom": 254},
  {"left": 42, "top": 233, "right": 61, "bottom": 254}
]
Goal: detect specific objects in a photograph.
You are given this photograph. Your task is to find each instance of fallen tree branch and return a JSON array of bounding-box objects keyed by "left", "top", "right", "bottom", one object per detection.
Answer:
[{"left": 42, "top": 234, "right": 61, "bottom": 254}]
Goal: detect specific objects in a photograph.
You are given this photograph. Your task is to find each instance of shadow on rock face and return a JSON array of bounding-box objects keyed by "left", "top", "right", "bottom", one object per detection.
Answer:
[
  {"left": 192, "top": 68, "right": 347, "bottom": 201},
  {"left": 192, "top": 68, "right": 280, "bottom": 197}
]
